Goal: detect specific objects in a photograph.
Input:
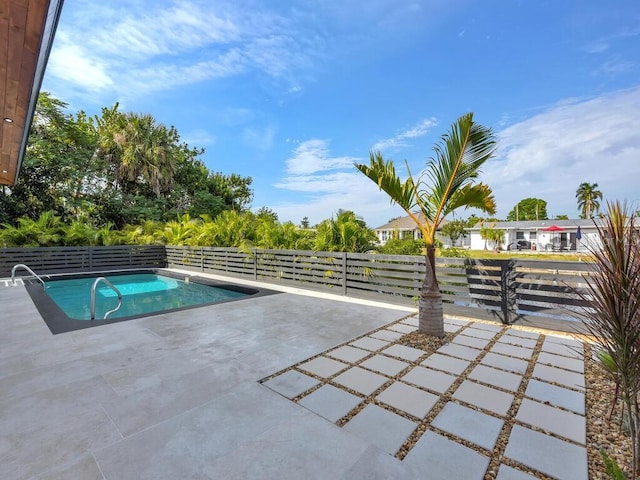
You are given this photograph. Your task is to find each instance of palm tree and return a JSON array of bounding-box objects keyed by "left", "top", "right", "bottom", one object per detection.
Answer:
[
  {"left": 576, "top": 182, "right": 603, "bottom": 218},
  {"left": 355, "top": 113, "right": 497, "bottom": 337}
]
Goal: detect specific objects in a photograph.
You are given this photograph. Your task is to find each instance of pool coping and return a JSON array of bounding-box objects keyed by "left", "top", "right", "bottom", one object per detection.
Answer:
[{"left": 25, "top": 268, "right": 282, "bottom": 334}]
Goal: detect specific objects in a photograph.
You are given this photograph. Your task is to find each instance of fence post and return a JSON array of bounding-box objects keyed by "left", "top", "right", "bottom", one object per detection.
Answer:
[
  {"left": 200, "top": 247, "right": 204, "bottom": 272},
  {"left": 254, "top": 249, "right": 258, "bottom": 280},
  {"left": 500, "top": 260, "right": 516, "bottom": 324},
  {"left": 342, "top": 252, "right": 347, "bottom": 295},
  {"left": 88, "top": 247, "right": 93, "bottom": 271}
]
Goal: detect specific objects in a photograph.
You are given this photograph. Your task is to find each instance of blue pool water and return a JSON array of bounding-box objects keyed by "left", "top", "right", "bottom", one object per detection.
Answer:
[{"left": 44, "top": 273, "right": 247, "bottom": 320}]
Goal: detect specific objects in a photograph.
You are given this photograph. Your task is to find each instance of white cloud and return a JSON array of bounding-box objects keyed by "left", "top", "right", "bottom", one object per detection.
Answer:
[
  {"left": 372, "top": 117, "right": 438, "bottom": 152},
  {"left": 283, "top": 139, "right": 357, "bottom": 175},
  {"left": 482, "top": 86, "right": 640, "bottom": 218},
  {"left": 242, "top": 125, "right": 276, "bottom": 151}
]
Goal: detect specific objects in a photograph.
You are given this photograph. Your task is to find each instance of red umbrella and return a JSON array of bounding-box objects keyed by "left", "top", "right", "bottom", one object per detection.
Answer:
[{"left": 541, "top": 225, "right": 565, "bottom": 231}]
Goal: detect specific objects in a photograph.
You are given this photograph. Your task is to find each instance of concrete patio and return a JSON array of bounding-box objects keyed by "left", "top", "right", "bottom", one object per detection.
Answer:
[{"left": 0, "top": 271, "right": 588, "bottom": 479}]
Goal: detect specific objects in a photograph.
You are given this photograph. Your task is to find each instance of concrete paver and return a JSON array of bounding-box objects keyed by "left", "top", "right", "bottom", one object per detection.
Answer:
[
  {"left": 333, "top": 366, "right": 389, "bottom": 395},
  {"left": 327, "top": 345, "right": 371, "bottom": 363},
  {"left": 454, "top": 380, "right": 514, "bottom": 416},
  {"left": 516, "top": 398, "right": 586, "bottom": 444},
  {"left": 541, "top": 337, "right": 583, "bottom": 359},
  {"left": 388, "top": 323, "right": 417, "bottom": 334},
  {"left": 524, "top": 379, "right": 585, "bottom": 415},
  {"left": 437, "top": 343, "right": 483, "bottom": 361},
  {"left": 298, "top": 384, "right": 363, "bottom": 422},
  {"left": 537, "top": 351, "right": 584, "bottom": 373},
  {"left": 376, "top": 381, "right": 439, "bottom": 418},
  {"left": 360, "top": 354, "right": 409, "bottom": 376},
  {"left": 453, "top": 334, "right": 492, "bottom": 349},
  {"left": 468, "top": 364, "right": 522, "bottom": 392},
  {"left": 404, "top": 430, "right": 490, "bottom": 480},
  {"left": 498, "top": 334, "right": 538, "bottom": 349},
  {"left": 496, "top": 464, "right": 539, "bottom": 479},
  {"left": 505, "top": 425, "right": 588, "bottom": 480},
  {"left": 263, "top": 370, "right": 319, "bottom": 399},
  {"left": 460, "top": 327, "right": 498, "bottom": 340},
  {"left": 350, "top": 336, "right": 390, "bottom": 352},
  {"left": 481, "top": 352, "right": 529, "bottom": 374},
  {"left": 532, "top": 363, "right": 585, "bottom": 391},
  {"left": 343, "top": 404, "right": 416, "bottom": 455},
  {"left": 490, "top": 342, "right": 534, "bottom": 360},
  {"left": 381, "top": 344, "right": 425, "bottom": 362},
  {"left": 402, "top": 365, "right": 457, "bottom": 393},
  {"left": 369, "top": 329, "right": 404, "bottom": 341},
  {"left": 421, "top": 352, "right": 470, "bottom": 375},
  {"left": 432, "top": 401, "right": 504, "bottom": 450},
  {"left": 299, "top": 356, "right": 349, "bottom": 378}
]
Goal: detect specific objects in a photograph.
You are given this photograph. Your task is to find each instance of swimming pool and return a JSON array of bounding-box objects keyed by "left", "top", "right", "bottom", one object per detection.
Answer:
[{"left": 24, "top": 270, "right": 279, "bottom": 334}]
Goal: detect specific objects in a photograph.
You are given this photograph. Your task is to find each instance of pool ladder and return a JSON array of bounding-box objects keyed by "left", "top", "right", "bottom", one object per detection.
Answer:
[
  {"left": 11, "top": 264, "right": 45, "bottom": 287},
  {"left": 91, "top": 277, "right": 123, "bottom": 320}
]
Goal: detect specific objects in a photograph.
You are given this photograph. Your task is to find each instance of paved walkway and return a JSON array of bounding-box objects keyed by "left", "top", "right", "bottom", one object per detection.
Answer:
[
  {"left": 264, "top": 316, "right": 588, "bottom": 480},
  {"left": 0, "top": 273, "right": 588, "bottom": 479}
]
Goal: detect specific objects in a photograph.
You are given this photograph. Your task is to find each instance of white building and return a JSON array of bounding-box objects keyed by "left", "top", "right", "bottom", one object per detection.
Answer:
[
  {"left": 467, "top": 219, "right": 602, "bottom": 252},
  {"left": 373, "top": 215, "right": 461, "bottom": 247}
]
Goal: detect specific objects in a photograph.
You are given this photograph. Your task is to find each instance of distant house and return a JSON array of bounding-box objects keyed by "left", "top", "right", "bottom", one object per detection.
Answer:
[
  {"left": 467, "top": 219, "right": 602, "bottom": 252},
  {"left": 373, "top": 214, "right": 457, "bottom": 246}
]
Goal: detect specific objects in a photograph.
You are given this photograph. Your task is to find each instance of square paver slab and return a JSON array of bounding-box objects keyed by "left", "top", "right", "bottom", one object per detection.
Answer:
[
  {"left": 469, "top": 322, "right": 503, "bottom": 333},
  {"left": 401, "top": 316, "right": 419, "bottom": 327},
  {"left": 453, "top": 335, "right": 492, "bottom": 350},
  {"left": 453, "top": 380, "right": 514, "bottom": 416},
  {"left": 381, "top": 344, "right": 425, "bottom": 362},
  {"left": 404, "top": 430, "right": 490, "bottom": 480},
  {"left": 481, "top": 352, "right": 529, "bottom": 375},
  {"left": 437, "top": 343, "right": 482, "bottom": 361},
  {"left": 350, "top": 337, "right": 390, "bottom": 352},
  {"left": 532, "top": 363, "right": 585, "bottom": 391},
  {"left": 468, "top": 364, "right": 522, "bottom": 392},
  {"left": 343, "top": 404, "right": 416, "bottom": 455},
  {"left": 402, "top": 366, "right": 457, "bottom": 393},
  {"left": 460, "top": 327, "right": 498, "bottom": 340},
  {"left": 524, "top": 379, "right": 585, "bottom": 415},
  {"left": 541, "top": 338, "right": 583, "bottom": 359},
  {"left": 537, "top": 351, "right": 584, "bottom": 373},
  {"left": 505, "top": 329, "right": 540, "bottom": 340},
  {"left": 262, "top": 370, "right": 320, "bottom": 399},
  {"left": 376, "top": 381, "right": 439, "bottom": 418},
  {"left": 298, "top": 384, "right": 362, "bottom": 422},
  {"left": 422, "top": 353, "right": 470, "bottom": 375},
  {"left": 504, "top": 425, "right": 588, "bottom": 480},
  {"left": 299, "top": 357, "right": 349, "bottom": 378},
  {"left": 432, "top": 401, "right": 504, "bottom": 450},
  {"left": 333, "top": 367, "right": 389, "bottom": 395},
  {"left": 490, "top": 343, "right": 533, "bottom": 360},
  {"left": 327, "top": 345, "right": 371, "bottom": 363},
  {"left": 516, "top": 398, "right": 586, "bottom": 444},
  {"left": 369, "top": 329, "right": 403, "bottom": 342},
  {"left": 361, "top": 355, "right": 409, "bottom": 377},
  {"left": 387, "top": 323, "right": 416, "bottom": 334},
  {"left": 446, "top": 317, "right": 471, "bottom": 327},
  {"left": 498, "top": 334, "right": 538, "bottom": 349},
  {"left": 496, "top": 465, "right": 539, "bottom": 480},
  {"left": 444, "top": 323, "right": 463, "bottom": 333}
]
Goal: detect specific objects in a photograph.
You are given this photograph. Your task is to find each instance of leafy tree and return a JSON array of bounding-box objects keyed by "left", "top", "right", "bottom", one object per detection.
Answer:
[
  {"left": 314, "top": 210, "right": 376, "bottom": 253},
  {"left": 255, "top": 207, "right": 278, "bottom": 223},
  {"left": 441, "top": 219, "right": 468, "bottom": 246},
  {"left": 480, "top": 226, "right": 505, "bottom": 251},
  {"left": 576, "top": 182, "right": 603, "bottom": 218},
  {"left": 506, "top": 198, "right": 548, "bottom": 221},
  {"left": 378, "top": 238, "right": 424, "bottom": 255},
  {"left": 555, "top": 214, "right": 569, "bottom": 220},
  {"left": 355, "top": 112, "right": 497, "bottom": 337},
  {"left": 300, "top": 217, "right": 310, "bottom": 229}
]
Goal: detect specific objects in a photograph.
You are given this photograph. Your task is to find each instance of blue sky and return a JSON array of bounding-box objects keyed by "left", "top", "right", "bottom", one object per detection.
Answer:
[{"left": 42, "top": 0, "right": 640, "bottom": 227}]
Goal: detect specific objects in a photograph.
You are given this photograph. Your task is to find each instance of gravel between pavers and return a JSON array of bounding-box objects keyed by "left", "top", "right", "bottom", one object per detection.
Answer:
[{"left": 261, "top": 316, "right": 631, "bottom": 479}]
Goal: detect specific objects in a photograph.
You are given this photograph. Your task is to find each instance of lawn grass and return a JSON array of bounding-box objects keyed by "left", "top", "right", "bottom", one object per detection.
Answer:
[{"left": 438, "top": 248, "right": 589, "bottom": 262}]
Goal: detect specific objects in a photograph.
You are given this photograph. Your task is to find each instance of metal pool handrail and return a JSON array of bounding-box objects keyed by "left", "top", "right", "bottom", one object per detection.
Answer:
[
  {"left": 11, "top": 264, "right": 45, "bottom": 288},
  {"left": 91, "top": 277, "right": 123, "bottom": 320}
]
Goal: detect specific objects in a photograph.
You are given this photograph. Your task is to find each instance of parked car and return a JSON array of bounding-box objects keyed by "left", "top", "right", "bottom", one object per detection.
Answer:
[{"left": 507, "top": 240, "right": 532, "bottom": 251}]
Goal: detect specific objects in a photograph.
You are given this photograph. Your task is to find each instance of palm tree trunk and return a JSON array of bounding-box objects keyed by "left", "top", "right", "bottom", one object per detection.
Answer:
[{"left": 418, "top": 245, "right": 444, "bottom": 337}]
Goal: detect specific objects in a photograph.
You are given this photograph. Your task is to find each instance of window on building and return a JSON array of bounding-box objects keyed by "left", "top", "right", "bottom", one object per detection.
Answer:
[
  {"left": 530, "top": 231, "right": 537, "bottom": 240},
  {"left": 381, "top": 231, "right": 388, "bottom": 242},
  {"left": 516, "top": 231, "right": 524, "bottom": 240}
]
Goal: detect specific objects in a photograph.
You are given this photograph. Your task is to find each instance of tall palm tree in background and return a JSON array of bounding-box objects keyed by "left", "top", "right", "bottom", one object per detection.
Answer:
[
  {"left": 355, "top": 113, "right": 497, "bottom": 337},
  {"left": 576, "top": 182, "right": 603, "bottom": 219}
]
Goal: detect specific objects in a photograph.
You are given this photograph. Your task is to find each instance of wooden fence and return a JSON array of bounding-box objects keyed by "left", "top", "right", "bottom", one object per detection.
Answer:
[
  {"left": 166, "top": 246, "right": 594, "bottom": 332},
  {"left": 0, "top": 245, "right": 166, "bottom": 277},
  {"left": 0, "top": 245, "right": 593, "bottom": 332}
]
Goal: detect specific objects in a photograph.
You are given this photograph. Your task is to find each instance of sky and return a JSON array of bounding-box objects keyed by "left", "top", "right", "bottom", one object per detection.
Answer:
[{"left": 42, "top": 0, "right": 640, "bottom": 228}]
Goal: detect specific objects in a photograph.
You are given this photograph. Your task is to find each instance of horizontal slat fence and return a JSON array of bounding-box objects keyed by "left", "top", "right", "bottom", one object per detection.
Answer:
[
  {"left": 166, "top": 246, "right": 595, "bottom": 331},
  {"left": 2, "top": 245, "right": 594, "bottom": 331},
  {"left": 0, "top": 245, "right": 166, "bottom": 277}
]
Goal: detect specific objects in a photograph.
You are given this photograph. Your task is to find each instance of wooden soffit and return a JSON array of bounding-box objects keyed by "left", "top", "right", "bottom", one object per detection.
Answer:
[{"left": 0, "top": 0, "right": 64, "bottom": 186}]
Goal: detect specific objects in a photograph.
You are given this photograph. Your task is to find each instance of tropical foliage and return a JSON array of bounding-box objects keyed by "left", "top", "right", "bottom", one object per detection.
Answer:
[
  {"left": 576, "top": 182, "right": 603, "bottom": 219},
  {"left": 479, "top": 225, "right": 505, "bottom": 251},
  {"left": 355, "top": 112, "right": 497, "bottom": 336},
  {"left": 506, "top": 197, "right": 548, "bottom": 221},
  {"left": 580, "top": 201, "right": 640, "bottom": 479},
  {"left": 441, "top": 219, "right": 468, "bottom": 246}
]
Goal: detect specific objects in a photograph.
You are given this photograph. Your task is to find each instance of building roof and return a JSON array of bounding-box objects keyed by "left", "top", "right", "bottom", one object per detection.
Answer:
[
  {"left": 374, "top": 213, "right": 449, "bottom": 231},
  {"left": 0, "top": 0, "right": 64, "bottom": 185},
  {"left": 468, "top": 218, "right": 604, "bottom": 230}
]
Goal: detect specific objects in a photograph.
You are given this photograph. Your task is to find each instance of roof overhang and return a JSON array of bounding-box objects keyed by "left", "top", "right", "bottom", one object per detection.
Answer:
[{"left": 1, "top": 0, "right": 64, "bottom": 186}]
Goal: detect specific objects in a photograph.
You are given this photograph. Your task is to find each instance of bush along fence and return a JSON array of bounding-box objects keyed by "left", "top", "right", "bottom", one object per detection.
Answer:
[
  {"left": 1, "top": 245, "right": 592, "bottom": 332},
  {"left": 165, "top": 246, "right": 593, "bottom": 333}
]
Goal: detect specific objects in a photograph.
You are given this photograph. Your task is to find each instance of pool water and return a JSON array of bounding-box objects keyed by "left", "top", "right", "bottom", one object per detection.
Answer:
[{"left": 45, "top": 273, "right": 247, "bottom": 320}]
